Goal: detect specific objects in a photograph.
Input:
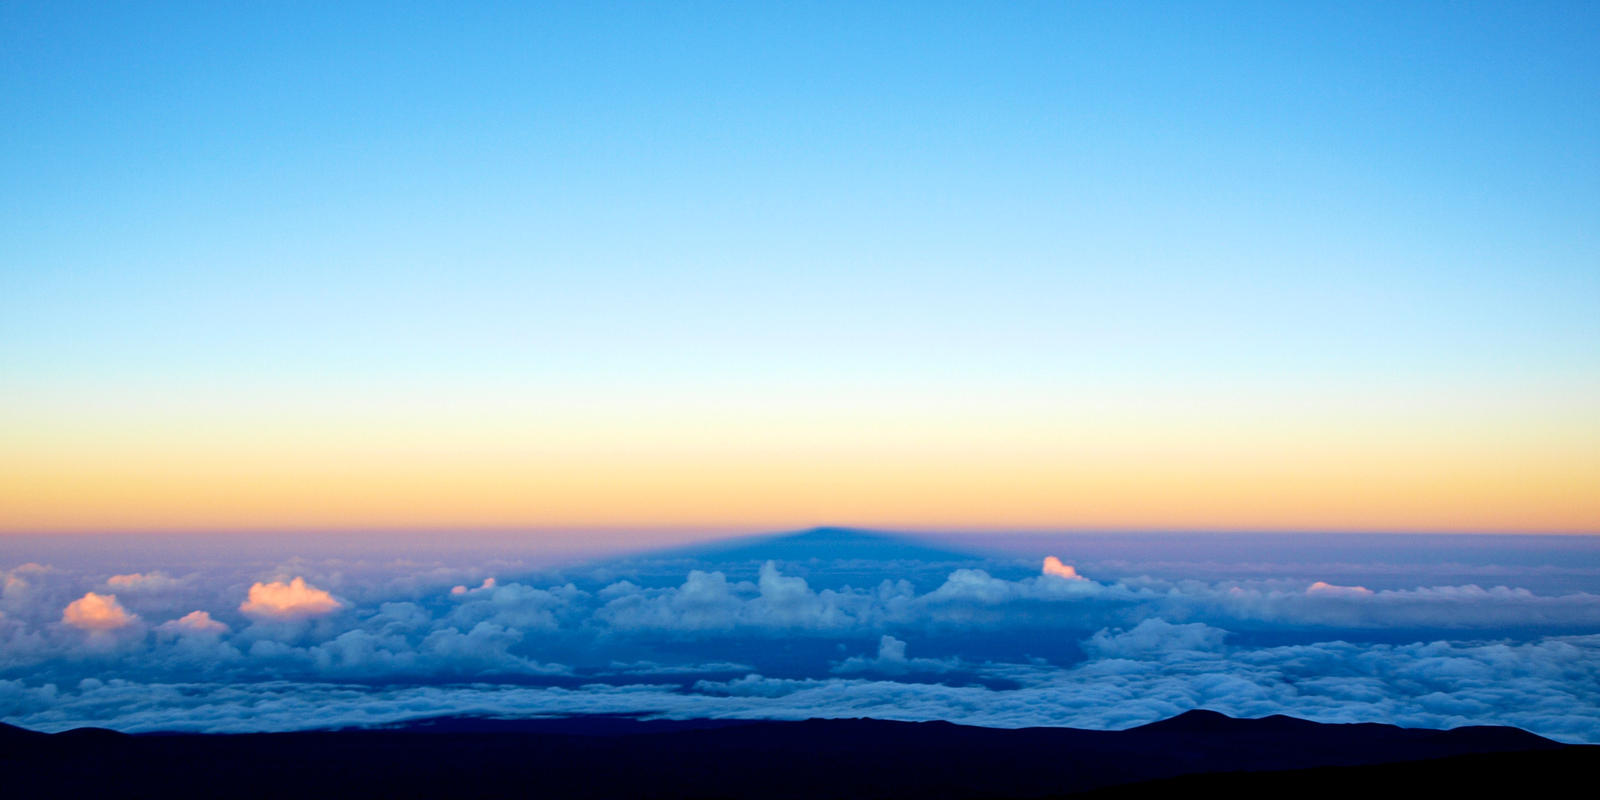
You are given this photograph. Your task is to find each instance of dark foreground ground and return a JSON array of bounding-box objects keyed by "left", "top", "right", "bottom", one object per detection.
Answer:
[{"left": 3, "top": 709, "right": 1593, "bottom": 798}]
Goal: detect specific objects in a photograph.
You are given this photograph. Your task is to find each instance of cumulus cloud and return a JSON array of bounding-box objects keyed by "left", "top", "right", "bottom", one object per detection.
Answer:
[
  {"left": 877, "top": 634, "right": 908, "bottom": 662},
  {"left": 1083, "top": 619, "right": 1228, "bottom": 659},
  {"left": 1, "top": 563, "right": 53, "bottom": 613},
  {"left": 450, "top": 578, "right": 496, "bottom": 596},
  {"left": 595, "top": 562, "right": 917, "bottom": 632},
  {"left": 3, "top": 563, "right": 50, "bottom": 594},
  {"left": 833, "top": 634, "right": 961, "bottom": 675},
  {"left": 597, "top": 569, "right": 750, "bottom": 631},
  {"left": 446, "top": 581, "right": 582, "bottom": 631},
  {"left": 1042, "top": 557, "right": 1087, "bottom": 581},
  {"left": 159, "top": 611, "right": 229, "bottom": 634},
  {"left": 240, "top": 578, "right": 342, "bottom": 620},
  {"left": 61, "top": 592, "right": 137, "bottom": 631},
  {"left": 1307, "top": 581, "right": 1374, "bottom": 597},
  {"left": 106, "top": 572, "right": 181, "bottom": 592},
  {"left": 417, "top": 622, "right": 568, "bottom": 676}
]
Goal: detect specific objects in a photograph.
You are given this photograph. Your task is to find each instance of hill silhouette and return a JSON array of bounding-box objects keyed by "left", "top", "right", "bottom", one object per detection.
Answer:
[{"left": 1, "top": 709, "right": 1585, "bottom": 799}]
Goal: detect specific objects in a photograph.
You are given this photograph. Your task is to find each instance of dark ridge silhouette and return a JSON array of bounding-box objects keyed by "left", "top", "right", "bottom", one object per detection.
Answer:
[
  {"left": 1073, "top": 747, "right": 1598, "bottom": 798},
  {"left": 0, "top": 721, "right": 49, "bottom": 745},
  {"left": 0, "top": 711, "right": 1586, "bottom": 799}
]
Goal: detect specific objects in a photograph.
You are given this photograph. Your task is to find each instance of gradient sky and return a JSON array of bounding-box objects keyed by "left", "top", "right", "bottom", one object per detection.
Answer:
[{"left": 2, "top": 1, "right": 1597, "bottom": 534}]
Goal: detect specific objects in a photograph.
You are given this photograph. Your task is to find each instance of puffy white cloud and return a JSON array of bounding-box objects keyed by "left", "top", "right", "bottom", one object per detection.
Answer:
[
  {"left": 1307, "top": 580, "right": 1374, "bottom": 597},
  {"left": 446, "top": 581, "right": 582, "bottom": 630},
  {"left": 594, "top": 563, "right": 915, "bottom": 632},
  {"left": 878, "top": 634, "right": 908, "bottom": 662},
  {"left": 239, "top": 578, "right": 343, "bottom": 620},
  {"left": 1042, "top": 557, "right": 1087, "bottom": 581},
  {"left": 159, "top": 611, "right": 229, "bottom": 634},
  {"left": 419, "top": 622, "right": 568, "bottom": 675},
  {"left": 3, "top": 563, "right": 50, "bottom": 595},
  {"left": 61, "top": 592, "right": 137, "bottom": 631},
  {"left": 833, "top": 634, "right": 961, "bottom": 675},
  {"left": 106, "top": 572, "right": 181, "bottom": 592},
  {"left": 450, "top": 577, "right": 496, "bottom": 596},
  {"left": 597, "top": 570, "right": 748, "bottom": 631},
  {"left": 922, "top": 567, "right": 1103, "bottom": 609},
  {"left": 1, "top": 563, "right": 54, "bottom": 614},
  {"left": 924, "top": 569, "right": 1020, "bottom": 605},
  {"left": 1083, "top": 619, "right": 1228, "bottom": 659}
]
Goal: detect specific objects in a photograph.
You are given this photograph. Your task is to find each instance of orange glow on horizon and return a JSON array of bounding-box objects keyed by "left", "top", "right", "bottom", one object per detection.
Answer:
[
  {"left": 3, "top": 433, "right": 1596, "bottom": 534},
  {"left": 4, "top": 377, "right": 1596, "bottom": 535}
]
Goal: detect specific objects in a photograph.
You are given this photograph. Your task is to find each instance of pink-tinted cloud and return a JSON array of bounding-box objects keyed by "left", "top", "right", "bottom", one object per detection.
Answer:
[
  {"left": 106, "top": 572, "right": 180, "bottom": 591},
  {"left": 1307, "top": 580, "right": 1375, "bottom": 597},
  {"left": 2, "top": 563, "right": 52, "bottom": 599},
  {"left": 450, "top": 577, "right": 496, "bottom": 596},
  {"left": 239, "top": 577, "right": 342, "bottom": 620},
  {"left": 1042, "top": 556, "right": 1087, "bottom": 581},
  {"left": 160, "top": 610, "right": 229, "bottom": 634},
  {"left": 62, "top": 592, "right": 138, "bottom": 631}
]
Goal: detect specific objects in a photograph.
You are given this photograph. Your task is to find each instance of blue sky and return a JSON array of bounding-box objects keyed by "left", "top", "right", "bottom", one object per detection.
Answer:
[{"left": 2, "top": 2, "right": 1597, "bottom": 533}]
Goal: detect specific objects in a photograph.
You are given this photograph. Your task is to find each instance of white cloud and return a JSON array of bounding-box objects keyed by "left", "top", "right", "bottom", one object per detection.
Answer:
[
  {"left": 1042, "top": 557, "right": 1087, "bottom": 581},
  {"left": 1, "top": 563, "right": 53, "bottom": 610},
  {"left": 419, "top": 622, "right": 568, "bottom": 675},
  {"left": 159, "top": 611, "right": 229, "bottom": 634},
  {"left": 1307, "top": 580, "right": 1374, "bottom": 597},
  {"left": 594, "top": 563, "right": 915, "bottom": 632},
  {"left": 450, "top": 577, "right": 496, "bottom": 596},
  {"left": 597, "top": 570, "right": 749, "bottom": 631},
  {"left": 833, "top": 634, "right": 961, "bottom": 675},
  {"left": 446, "top": 581, "right": 582, "bottom": 630},
  {"left": 61, "top": 592, "right": 138, "bottom": 631},
  {"left": 239, "top": 577, "right": 342, "bottom": 620},
  {"left": 1083, "top": 619, "right": 1228, "bottom": 659},
  {"left": 878, "top": 634, "right": 907, "bottom": 662},
  {"left": 106, "top": 572, "right": 181, "bottom": 592}
]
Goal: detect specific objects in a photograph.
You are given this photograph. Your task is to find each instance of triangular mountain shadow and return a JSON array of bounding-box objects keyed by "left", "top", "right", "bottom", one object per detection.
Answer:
[{"left": 623, "top": 526, "right": 985, "bottom": 565}]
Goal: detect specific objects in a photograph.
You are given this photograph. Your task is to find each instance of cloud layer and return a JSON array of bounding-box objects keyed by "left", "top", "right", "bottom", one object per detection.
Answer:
[
  {"left": 3, "top": 629, "right": 1597, "bottom": 743},
  {"left": 5, "top": 538, "right": 1600, "bottom": 742}
]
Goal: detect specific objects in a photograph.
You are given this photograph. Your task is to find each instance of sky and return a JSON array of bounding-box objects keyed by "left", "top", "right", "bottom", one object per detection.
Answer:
[
  {"left": 3, "top": 1, "right": 1599, "bottom": 535},
  {"left": 8, "top": 2, "right": 1600, "bottom": 745}
]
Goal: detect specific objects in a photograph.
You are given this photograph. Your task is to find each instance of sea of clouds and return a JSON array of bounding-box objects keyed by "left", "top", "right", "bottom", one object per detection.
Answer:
[{"left": 3, "top": 532, "right": 1600, "bottom": 742}]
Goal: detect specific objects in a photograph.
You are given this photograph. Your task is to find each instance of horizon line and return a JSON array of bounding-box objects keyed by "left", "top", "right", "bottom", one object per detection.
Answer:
[{"left": 2, "top": 524, "right": 1597, "bottom": 537}]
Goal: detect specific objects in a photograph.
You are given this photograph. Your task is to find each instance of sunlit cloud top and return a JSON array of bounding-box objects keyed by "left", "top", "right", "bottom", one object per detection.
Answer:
[
  {"left": 239, "top": 578, "right": 342, "bottom": 620},
  {"left": 61, "top": 592, "right": 137, "bottom": 631}
]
